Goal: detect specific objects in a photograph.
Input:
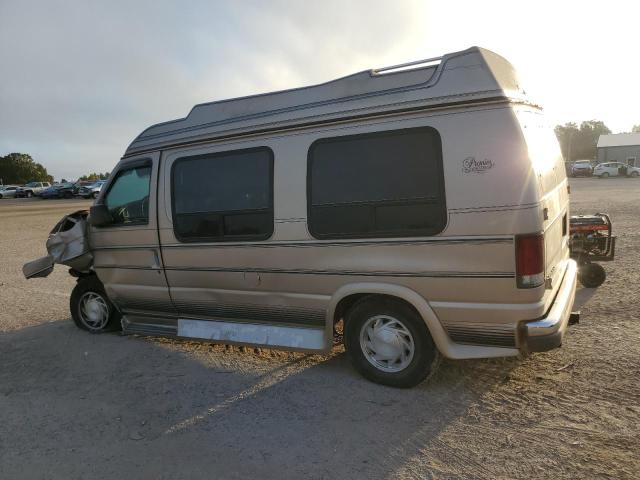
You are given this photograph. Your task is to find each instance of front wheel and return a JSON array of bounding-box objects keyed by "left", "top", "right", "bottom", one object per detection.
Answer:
[
  {"left": 26, "top": 191, "right": 33, "bottom": 198},
  {"left": 344, "top": 297, "right": 440, "bottom": 388},
  {"left": 600, "top": 172, "right": 610, "bottom": 178},
  {"left": 630, "top": 171, "right": 639, "bottom": 178},
  {"left": 91, "top": 191, "right": 99, "bottom": 199},
  {"left": 70, "top": 276, "right": 121, "bottom": 332}
]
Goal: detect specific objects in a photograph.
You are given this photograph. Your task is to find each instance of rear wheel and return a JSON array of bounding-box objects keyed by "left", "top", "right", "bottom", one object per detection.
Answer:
[
  {"left": 70, "top": 276, "right": 121, "bottom": 332},
  {"left": 601, "top": 172, "right": 610, "bottom": 178},
  {"left": 344, "top": 297, "right": 440, "bottom": 388},
  {"left": 578, "top": 263, "right": 606, "bottom": 288},
  {"left": 92, "top": 191, "right": 98, "bottom": 199},
  {"left": 630, "top": 171, "right": 639, "bottom": 178},
  {"left": 26, "top": 191, "right": 33, "bottom": 198}
]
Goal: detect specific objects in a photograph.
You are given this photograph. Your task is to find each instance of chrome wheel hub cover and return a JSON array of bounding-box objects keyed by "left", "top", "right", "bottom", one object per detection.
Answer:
[
  {"left": 359, "top": 315, "right": 415, "bottom": 372},
  {"left": 78, "top": 292, "right": 109, "bottom": 330}
]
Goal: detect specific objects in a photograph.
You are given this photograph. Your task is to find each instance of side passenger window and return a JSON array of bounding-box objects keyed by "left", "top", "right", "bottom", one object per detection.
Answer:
[
  {"left": 104, "top": 165, "right": 152, "bottom": 225},
  {"left": 308, "top": 127, "right": 446, "bottom": 238},
  {"left": 172, "top": 147, "right": 274, "bottom": 242}
]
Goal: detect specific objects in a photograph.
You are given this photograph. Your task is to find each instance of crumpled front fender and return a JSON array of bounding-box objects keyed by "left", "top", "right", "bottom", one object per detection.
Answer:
[{"left": 23, "top": 210, "right": 93, "bottom": 279}]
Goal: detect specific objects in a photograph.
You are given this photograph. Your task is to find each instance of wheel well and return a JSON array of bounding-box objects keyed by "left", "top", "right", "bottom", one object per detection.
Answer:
[
  {"left": 333, "top": 293, "right": 421, "bottom": 326},
  {"left": 69, "top": 268, "right": 97, "bottom": 279}
]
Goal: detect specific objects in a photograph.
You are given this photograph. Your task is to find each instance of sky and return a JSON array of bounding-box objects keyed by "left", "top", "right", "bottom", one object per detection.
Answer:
[{"left": 1, "top": 0, "right": 638, "bottom": 180}]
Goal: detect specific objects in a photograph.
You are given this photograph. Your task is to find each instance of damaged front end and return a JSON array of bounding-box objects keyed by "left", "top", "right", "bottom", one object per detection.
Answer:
[{"left": 23, "top": 210, "right": 93, "bottom": 279}]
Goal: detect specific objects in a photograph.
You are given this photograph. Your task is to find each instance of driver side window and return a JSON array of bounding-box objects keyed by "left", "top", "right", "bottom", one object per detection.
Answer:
[{"left": 104, "top": 165, "right": 151, "bottom": 225}]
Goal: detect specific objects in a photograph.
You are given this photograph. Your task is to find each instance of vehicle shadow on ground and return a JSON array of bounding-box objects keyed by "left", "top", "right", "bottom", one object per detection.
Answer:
[
  {"left": 574, "top": 286, "right": 598, "bottom": 310},
  {"left": 0, "top": 318, "right": 522, "bottom": 479}
]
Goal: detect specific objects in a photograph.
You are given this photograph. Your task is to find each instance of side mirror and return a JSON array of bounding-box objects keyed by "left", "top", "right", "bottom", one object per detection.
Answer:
[{"left": 89, "top": 204, "right": 113, "bottom": 227}]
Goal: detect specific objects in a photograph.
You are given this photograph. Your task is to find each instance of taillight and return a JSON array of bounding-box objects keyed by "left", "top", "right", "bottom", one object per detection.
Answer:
[{"left": 515, "top": 233, "right": 544, "bottom": 288}]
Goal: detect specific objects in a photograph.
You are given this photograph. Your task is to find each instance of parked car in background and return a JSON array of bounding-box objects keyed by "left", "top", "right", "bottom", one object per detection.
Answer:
[
  {"left": 40, "top": 183, "right": 76, "bottom": 199},
  {"left": 594, "top": 162, "right": 640, "bottom": 178},
  {"left": 15, "top": 181, "right": 51, "bottom": 197},
  {"left": 72, "top": 181, "right": 94, "bottom": 196},
  {"left": 0, "top": 185, "right": 20, "bottom": 199},
  {"left": 78, "top": 180, "right": 106, "bottom": 199},
  {"left": 570, "top": 160, "right": 593, "bottom": 177}
]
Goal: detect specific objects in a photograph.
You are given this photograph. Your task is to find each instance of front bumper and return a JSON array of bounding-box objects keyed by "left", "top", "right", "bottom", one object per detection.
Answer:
[{"left": 522, "top": 259, "right": 578, "bottom": 352}]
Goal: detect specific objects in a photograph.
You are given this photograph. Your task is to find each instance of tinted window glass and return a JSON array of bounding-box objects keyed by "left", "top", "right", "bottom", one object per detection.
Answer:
[
  {"left": 308, "top": 127, "right": 445, "bottom": 238},
  {"left": 104, "top": 165, "right": 151, "bottom": 225},
  {"left": 172, "top": 148, "right": 273, "bottom": 242}
]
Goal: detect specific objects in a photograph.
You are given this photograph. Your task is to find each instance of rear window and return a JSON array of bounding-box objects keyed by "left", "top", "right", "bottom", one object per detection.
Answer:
[{"left": 307, "top": 127, "right": 446, "bottom": 239}]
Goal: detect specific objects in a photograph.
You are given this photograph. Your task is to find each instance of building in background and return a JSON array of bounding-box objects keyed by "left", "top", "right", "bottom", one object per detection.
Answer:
[{"left": 597, "top": 133, "right": 640, "bottom": 167}]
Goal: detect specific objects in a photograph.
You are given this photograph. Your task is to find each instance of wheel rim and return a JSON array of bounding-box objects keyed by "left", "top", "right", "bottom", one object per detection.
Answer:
[
  {"left": 359, "top": 315, "right": 415, "bottom": 373},
  {"left": 78, "top": 291, "right": 110, "bottom": 331}
]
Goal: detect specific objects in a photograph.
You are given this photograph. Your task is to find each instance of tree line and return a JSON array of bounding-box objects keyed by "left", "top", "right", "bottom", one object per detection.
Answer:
[
  {"left": 0, "top": 153, "right": 109, "bottom": 185},
  {"left": 78, "top": 172, "right": 110, "bottom": 181},
  {"left": 555, "top": 122, "right": 640, "bottom": 163},
  {"left": 0, "top": 153, "right": 52, "bottom": 185}
]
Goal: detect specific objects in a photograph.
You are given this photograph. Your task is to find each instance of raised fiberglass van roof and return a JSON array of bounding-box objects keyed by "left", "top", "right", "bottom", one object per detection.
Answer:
[{"left": 124, "top": 46, "right": 531, "bottom": 157}]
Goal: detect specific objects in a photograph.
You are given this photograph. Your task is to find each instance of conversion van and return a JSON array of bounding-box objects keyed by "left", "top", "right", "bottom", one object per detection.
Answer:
[{"left": 26, "top": 47, "right": 577, "bottom": 387}]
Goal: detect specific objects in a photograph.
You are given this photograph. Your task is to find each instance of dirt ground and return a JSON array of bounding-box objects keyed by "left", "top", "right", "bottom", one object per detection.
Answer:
[{"left": 1, "top": 180, "right": 638, "bottom": 480}]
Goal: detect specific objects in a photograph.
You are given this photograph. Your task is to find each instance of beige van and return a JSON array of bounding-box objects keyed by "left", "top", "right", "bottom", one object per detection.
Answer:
[{"left": 28, "top": 47, "right": 577, "bottom": 387}]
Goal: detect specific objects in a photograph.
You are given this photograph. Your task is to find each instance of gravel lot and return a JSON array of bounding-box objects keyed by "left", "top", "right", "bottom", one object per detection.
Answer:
[{"left": 1, "top": 181, "right": 638, "bottom": 479}]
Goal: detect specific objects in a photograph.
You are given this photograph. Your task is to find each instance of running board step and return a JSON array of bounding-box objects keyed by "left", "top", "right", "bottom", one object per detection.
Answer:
[
  {"left": 178, "top": 319, "right": 327, "bottom": 351},
  {"left": 122, "top": 319, "right": 177, "bottom": 336}
]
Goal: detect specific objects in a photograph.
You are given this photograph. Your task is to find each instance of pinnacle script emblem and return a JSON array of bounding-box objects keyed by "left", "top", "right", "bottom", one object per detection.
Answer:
[{"left": 462, "top": 157, "right": 494, "bottom": 174}]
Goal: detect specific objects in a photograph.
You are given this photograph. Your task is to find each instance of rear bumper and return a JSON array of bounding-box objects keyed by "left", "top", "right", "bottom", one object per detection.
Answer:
[{"left": 522, "top": 259, "right": 578, "bottom": 352}]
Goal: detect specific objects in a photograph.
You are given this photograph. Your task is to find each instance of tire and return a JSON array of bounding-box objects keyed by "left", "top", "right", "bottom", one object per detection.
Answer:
[
  {"left": 601, "top": 172, "right": 609, "bottom": 178},
  {"left": 26, "top": 191, "right": 33, "bottom": 198},
  {"left": 64, "top": 191, "right": 73, "bottom": 199},
  {"left": 70, "top": 275, "right": 122, "bottom": 333},
  {"left": 630, "top": 171, "right": 639, "bottom": 178},
  {"left": 344, "top": 297, "right": 440, "bottom": 388},
  {"left": 0, "top": 194, "right": 3, "bottom": 199},
  {"left": 578, "top": 263, "right": 606, "bottom": 288},
  {"left": 92, "top": 192, "right": 98, "bottom": 199}
]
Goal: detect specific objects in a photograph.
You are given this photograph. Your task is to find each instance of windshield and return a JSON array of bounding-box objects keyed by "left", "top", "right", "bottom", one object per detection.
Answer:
[{"left": 25, "top": 182, "right": 40, "bottom": 187}]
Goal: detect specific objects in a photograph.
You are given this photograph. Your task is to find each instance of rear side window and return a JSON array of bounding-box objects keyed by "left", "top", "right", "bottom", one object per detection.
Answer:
[
  {"left": 308, "top": 127, "right": 446, "bottom": 238},
  {"left": 172, "top": 147, "right": 273, "bottom": 242}
]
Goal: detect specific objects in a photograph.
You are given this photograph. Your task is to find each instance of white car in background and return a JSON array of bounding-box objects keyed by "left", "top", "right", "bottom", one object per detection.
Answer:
[
  {"left": 0, "top": 185, "right": 20, "bottom": 199},
  {"left": 593, "top": 162, "right": 640, "bottom": 178}
]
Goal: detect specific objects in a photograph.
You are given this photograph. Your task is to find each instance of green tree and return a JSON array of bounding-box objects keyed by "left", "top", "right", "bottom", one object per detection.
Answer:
[
  {"left": 554, "top": 122, "right": 579, "bottom": 161},
  {"left": 0, "top": 153, "right": 52, "bottom": 184},
  {"left": 78, "top": 171, "right": 110, "bottom": 181},
  {"left": 554, "top": 120, "right": 611, "bottom": 161}
]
